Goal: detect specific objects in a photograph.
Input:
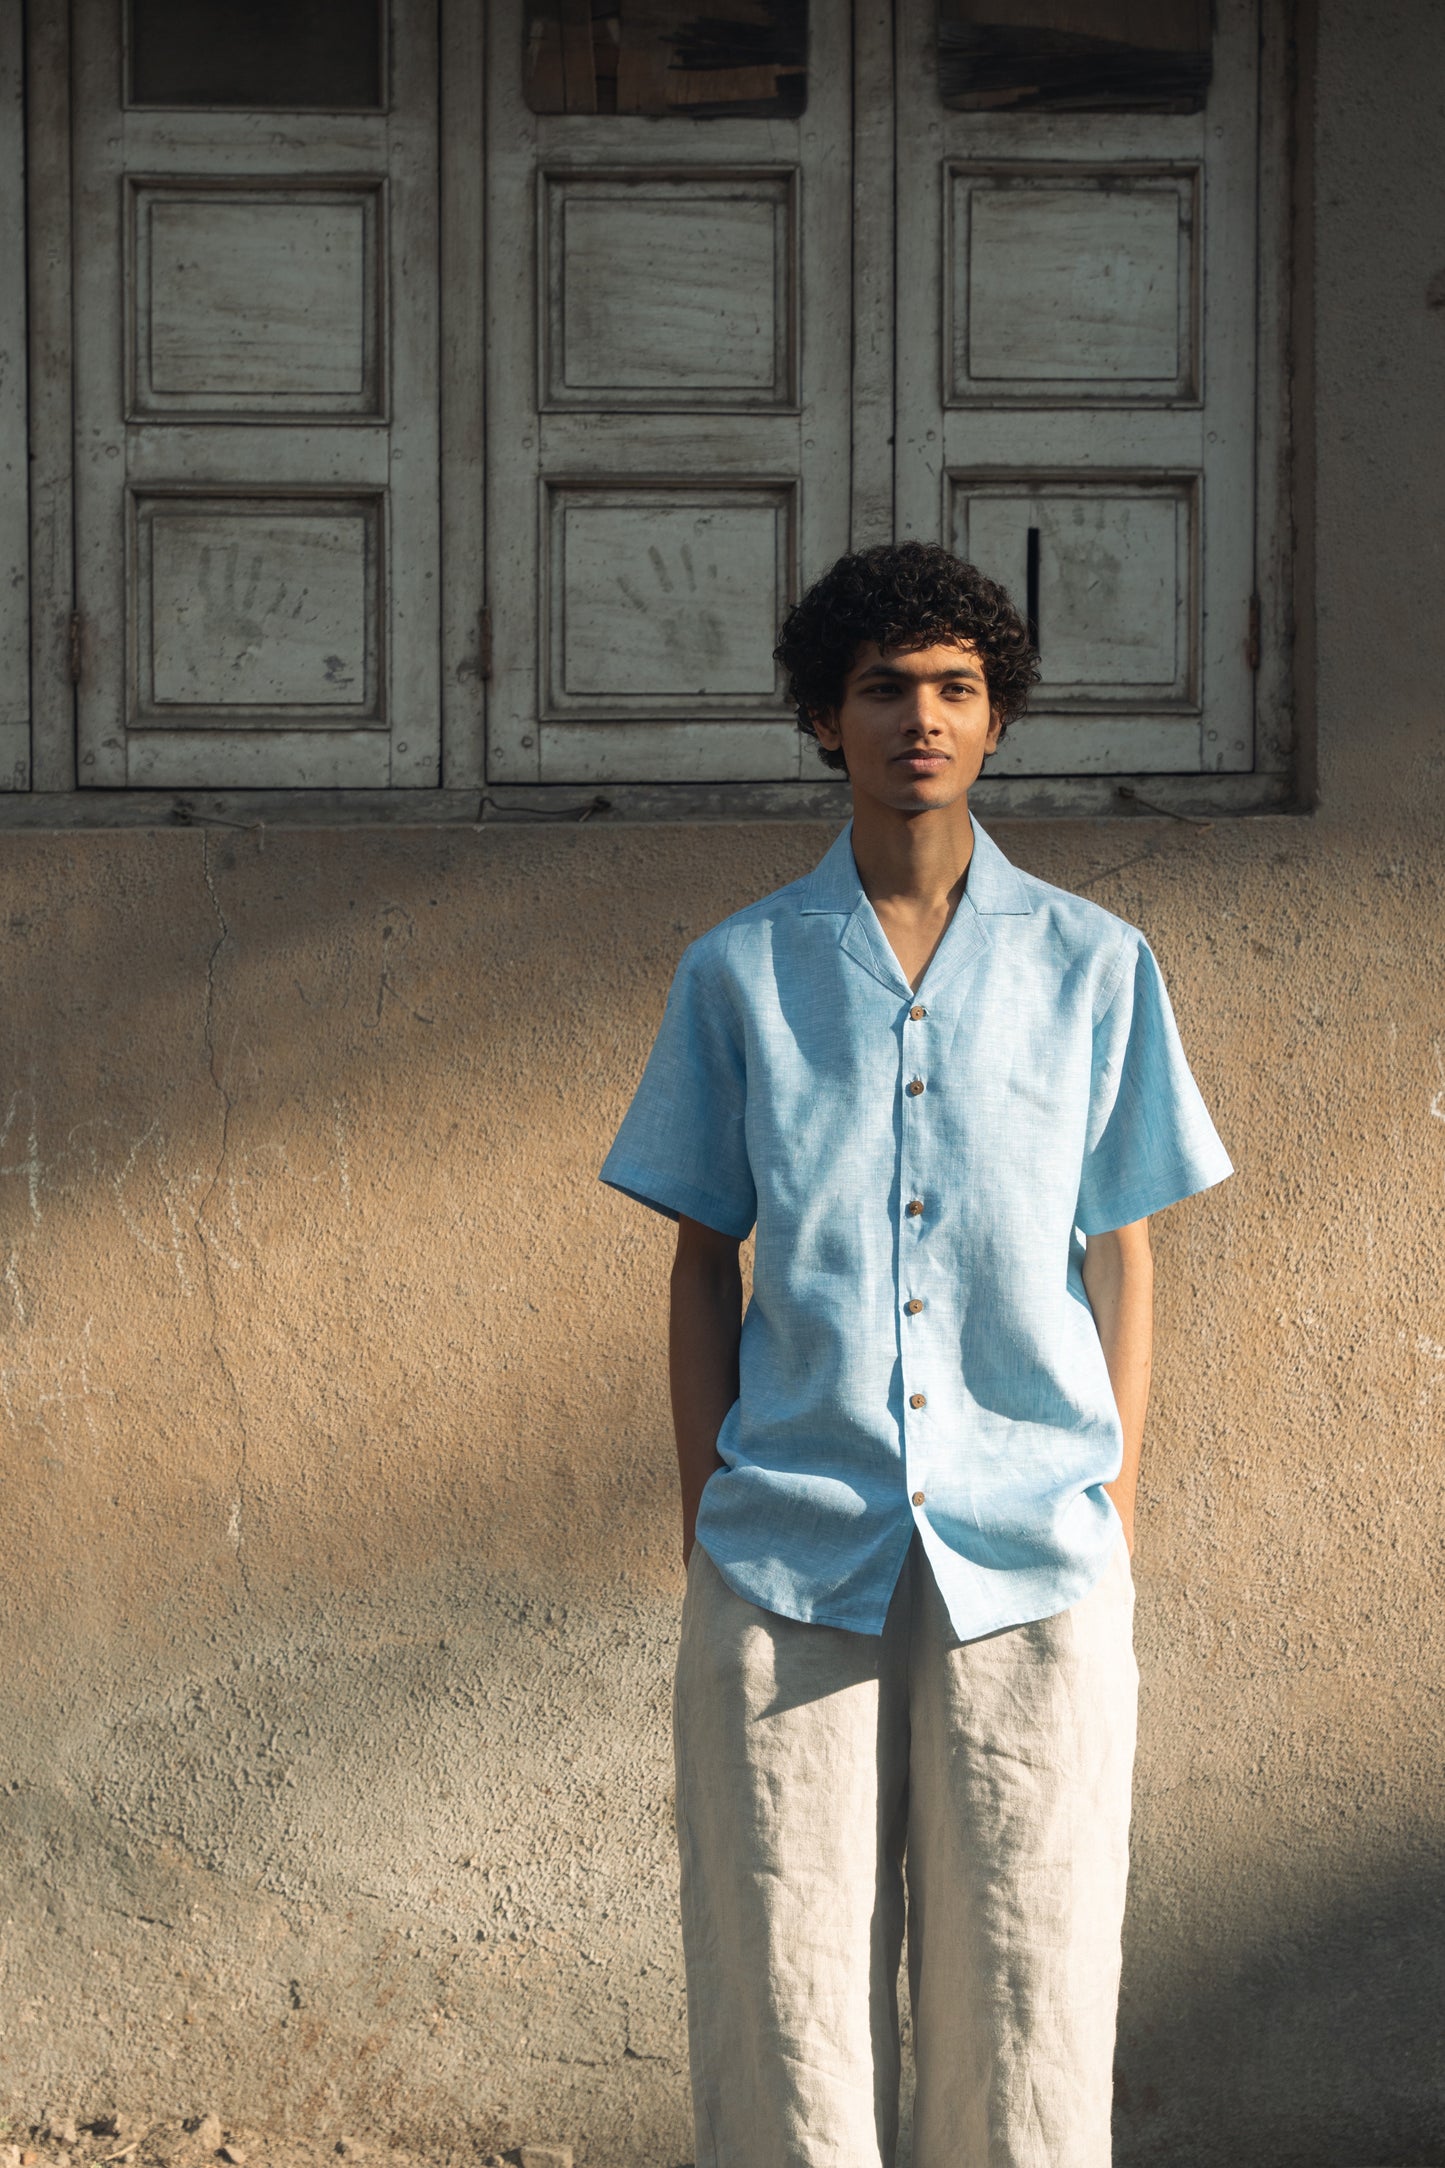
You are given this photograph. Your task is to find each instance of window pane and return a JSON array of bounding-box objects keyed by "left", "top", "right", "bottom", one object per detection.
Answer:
[
  {"left": 938, "top": 0, "right": 1212, "bottom": 113},
  {"left": 129, "top": 0, "right": 384, "bottom": 110},
  {"left": 524, "top": 1, "right": 807, "bottom": 117}
]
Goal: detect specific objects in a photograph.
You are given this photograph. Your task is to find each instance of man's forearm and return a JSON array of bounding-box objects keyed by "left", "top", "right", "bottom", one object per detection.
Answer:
[
  {"left": 669, "top": 1221, "right": 743, "bottom": 1564},
  {"left": 1081, "top": 1219, "right": 1154, "bottom": 1554}
]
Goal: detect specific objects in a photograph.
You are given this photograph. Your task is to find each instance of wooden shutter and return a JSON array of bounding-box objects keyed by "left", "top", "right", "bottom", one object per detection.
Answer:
[
  {"left": 896, "top": 0, "right": 1259, "bottom": 776},
  {"left": 0, "top": 1, "right": 27, "bottom": 790},
  {"left": 72, "top": 0, "right": 441, "bottom": 788},
  {"left": 487, "top": 0, "right": 852, "bottom": 785}
]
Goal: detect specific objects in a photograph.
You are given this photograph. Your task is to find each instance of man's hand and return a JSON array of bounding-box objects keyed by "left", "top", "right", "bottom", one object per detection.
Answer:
[
  {"left": 669, "top": 1215, "right": 744, "bottom": 1567},
  {"left": 1080, "top": 1217, "right": 1154, "bottom": 1558}
]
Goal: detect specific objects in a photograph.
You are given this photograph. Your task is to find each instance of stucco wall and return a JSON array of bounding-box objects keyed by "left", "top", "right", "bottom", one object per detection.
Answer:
[{"left": 4, "top": 4, "right": 1445, "bottom": 2161}]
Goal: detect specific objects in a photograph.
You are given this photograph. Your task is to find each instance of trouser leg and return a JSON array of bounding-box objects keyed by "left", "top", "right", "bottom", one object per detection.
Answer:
[
  {"left": 673, "top": 1546, "right": 911, "bottom": 2168},
  {"left": 907, "top": 1539, "right": 1139, "bottom": 2168}
]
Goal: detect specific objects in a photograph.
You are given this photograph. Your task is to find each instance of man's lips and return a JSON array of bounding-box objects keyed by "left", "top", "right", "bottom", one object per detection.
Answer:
[{"left": 892, "top": 749, "right": 950, "bottom": 769}]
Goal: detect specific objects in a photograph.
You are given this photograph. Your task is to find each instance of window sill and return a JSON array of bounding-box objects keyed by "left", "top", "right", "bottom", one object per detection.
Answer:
[{"left": 0, "top": 772, "right": 1303, "bottom": 832}]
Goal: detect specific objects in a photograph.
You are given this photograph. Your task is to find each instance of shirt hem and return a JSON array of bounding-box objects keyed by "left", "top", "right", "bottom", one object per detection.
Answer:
[
  {"left": 698, "top": 1512, "right": 1130, "bottom": 1644},
  {"left": 695, "top": 1540, "right": 895, "bottom": 1636}
]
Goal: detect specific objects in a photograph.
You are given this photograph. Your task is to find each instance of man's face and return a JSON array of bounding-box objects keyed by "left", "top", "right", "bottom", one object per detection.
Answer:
[{"left": 811, "top": 640, "right": 1003, "bottom": 814}]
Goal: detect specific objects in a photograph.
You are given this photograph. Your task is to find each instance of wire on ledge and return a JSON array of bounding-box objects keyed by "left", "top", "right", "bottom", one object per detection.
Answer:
[
  {"left": 171, "top": 802, "right": 267, "bottom": 849},
  {"left": 1115, "top": 785, "right": 1213, "bottom": 829},
  {"left": 475, "top": 793, "right": 611, "bottom": 824}
]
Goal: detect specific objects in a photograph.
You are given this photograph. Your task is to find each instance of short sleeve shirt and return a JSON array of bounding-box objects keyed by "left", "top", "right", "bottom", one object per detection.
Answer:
[{"left": 600, "top": 815, "right": 1233, "bottom": 1639}]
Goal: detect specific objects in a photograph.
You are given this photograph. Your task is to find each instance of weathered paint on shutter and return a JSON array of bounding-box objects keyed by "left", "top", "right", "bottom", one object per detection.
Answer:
[
  {"left": 72, "top": 0, "right": 441, "bottom": 788},
  {"left": 0, "top": 1, "right": 29, "bottom": 790},
  {"left": 897, "top": 0, "right": 1260, "bottom": 777},
  {"left": 487, "top": 0, "right": 852, "bottom": 786}
]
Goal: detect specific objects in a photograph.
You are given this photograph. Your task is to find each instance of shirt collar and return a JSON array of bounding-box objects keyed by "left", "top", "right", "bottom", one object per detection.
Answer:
[
  {"left": 799, "top": 813, "right": 1034, "bottom": 920},
  {"left": 799, "top": 812, "right": 1032, "bottom": 1003}
]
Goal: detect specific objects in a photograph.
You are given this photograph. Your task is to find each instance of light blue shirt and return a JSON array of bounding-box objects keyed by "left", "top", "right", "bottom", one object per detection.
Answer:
[{"left": 601, "top": 816, "right": 1233, "bottom": 1639}]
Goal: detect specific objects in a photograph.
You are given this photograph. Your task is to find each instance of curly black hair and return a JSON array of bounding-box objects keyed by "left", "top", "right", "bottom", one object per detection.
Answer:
[{"left": 774, "top": 541, "right": 1040, "bottom": 773}]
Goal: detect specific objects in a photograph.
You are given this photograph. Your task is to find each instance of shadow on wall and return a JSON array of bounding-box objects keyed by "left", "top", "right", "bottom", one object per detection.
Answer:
[
  {"left": 1114, "top": 1851, "right": 1445, "bottom": 2168},
  {"left": 0, "top": 824, "right": 771, "bottom": 1601}
]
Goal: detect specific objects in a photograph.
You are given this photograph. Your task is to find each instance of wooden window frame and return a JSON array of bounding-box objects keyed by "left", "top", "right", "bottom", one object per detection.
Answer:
[{"left": 10, "top": 0, "right": 1311, "bottom": 830}]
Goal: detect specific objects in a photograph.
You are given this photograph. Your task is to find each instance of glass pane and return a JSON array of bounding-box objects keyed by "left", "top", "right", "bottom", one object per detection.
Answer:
[
  {"left": 938, "top": 0, "right": 1212, "bottom": 113},
  {"left": 524, "top": 1, "right": 807, "bottom": 118},
  {"left": 129, "top": 0, "right": 384, "bottom": 110}
]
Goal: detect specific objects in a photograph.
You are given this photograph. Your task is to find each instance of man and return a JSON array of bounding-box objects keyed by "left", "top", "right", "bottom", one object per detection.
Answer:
[{"left": 600, "top": 542, "right": 1232, "bottom": 2168}]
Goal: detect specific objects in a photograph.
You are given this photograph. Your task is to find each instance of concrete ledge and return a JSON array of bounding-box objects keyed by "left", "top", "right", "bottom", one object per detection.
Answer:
[{"left": 0, "top": 771, "right": 1303, "bottom": 831}]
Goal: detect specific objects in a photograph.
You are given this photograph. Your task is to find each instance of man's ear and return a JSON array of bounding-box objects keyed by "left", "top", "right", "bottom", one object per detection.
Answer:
[
  {"left": 812, "top": 706, "right": 843, "bottom": 752},
  {"left": 984, "top": 707, "right": 1004, "bottom": 755}
]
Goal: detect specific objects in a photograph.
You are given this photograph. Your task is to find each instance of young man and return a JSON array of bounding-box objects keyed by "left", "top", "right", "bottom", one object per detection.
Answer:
[{"left": 600, "top": 543, "right": 1232, "bottom": 2168}]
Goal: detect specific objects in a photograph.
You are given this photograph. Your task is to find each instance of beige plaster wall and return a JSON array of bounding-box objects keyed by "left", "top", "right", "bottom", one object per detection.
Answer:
[{"left": 4, "top": 4, "right": 1445, "bottom": 2161}]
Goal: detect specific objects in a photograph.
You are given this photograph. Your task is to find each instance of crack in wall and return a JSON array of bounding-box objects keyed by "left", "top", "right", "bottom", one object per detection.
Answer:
[{"left": 196, "top": 833, "right": 253, "bottom": 1599}]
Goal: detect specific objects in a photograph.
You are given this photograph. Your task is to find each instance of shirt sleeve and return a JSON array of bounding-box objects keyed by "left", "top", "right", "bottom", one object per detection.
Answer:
[
  {"left": 599, "top": 933, "right": 756, "bottom": 1239},
  {"left": 1075, "top": 934, "right": 1234, "bottom": 1236}
]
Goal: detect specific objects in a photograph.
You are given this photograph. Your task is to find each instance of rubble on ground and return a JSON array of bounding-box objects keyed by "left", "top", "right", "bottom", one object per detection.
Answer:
[{"left": 0, "top": 2117, "right": 582, "bottom": 2168}]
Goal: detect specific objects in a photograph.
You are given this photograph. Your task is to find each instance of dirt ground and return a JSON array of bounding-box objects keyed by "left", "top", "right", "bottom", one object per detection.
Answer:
[{"left": 0, "top": 2117, "right": 577, "bottom": 2168}]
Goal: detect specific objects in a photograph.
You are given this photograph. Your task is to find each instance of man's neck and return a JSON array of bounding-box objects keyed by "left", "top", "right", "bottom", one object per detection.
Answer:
[{"left": 847, "top": 790, "right": 977, "bottom": 911}]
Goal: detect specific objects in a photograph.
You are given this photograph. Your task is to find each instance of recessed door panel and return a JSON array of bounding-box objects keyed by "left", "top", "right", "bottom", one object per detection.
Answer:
[
  {"left": 953, "top": 477, "right": 1196, "bottom": 705},
  {"left": 951, "top": 167, "right": 1198, "bottom": 402},
  {"left": 544, "top": 173, "right": 795, "bottom": 408},
  {"left": 134, "top": 495, "right": 382, "bottom": 720},
  {"left": 546, "top": 485, "right": 792, "bottom": 709},
  {"left": 131, "top": 185, "right": 383, "bottom": 415}
]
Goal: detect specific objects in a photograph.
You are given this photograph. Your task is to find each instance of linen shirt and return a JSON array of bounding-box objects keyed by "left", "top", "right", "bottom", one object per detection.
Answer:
[{"left": 600, "top": 815, "right": 1233, "bottom": 1639}]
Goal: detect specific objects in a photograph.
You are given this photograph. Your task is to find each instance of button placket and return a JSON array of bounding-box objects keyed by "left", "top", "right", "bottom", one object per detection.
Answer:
[{"left": 899, "top": 994, "right": 931, "bottom": 1511}]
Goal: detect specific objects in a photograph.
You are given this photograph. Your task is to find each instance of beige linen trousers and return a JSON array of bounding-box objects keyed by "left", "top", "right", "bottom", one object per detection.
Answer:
[{"left": 672, "top": 1534, "right": 1139, "bottom": 2168}]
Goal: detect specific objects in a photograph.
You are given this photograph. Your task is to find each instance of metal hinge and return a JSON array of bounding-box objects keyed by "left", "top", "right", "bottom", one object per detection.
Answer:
[
  {"left": 478, "top": 603, "right": 493, "bottom": 681},
  {"left": 68, "top": 610, "right": 82, "bottom": 684},
  {"left": 1245, "top": 593, "right": 1261, "bottom": 673}
]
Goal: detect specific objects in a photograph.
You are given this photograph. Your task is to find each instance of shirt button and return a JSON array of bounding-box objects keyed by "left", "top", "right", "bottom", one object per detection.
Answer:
[
  {"left": 906, "top": 1199, "right": 924, "bottom": 1217},
  {"left": 906, "top": 1298, "right": 924, "bottom": 1315},
  {"left": 909, "top": 1005, "right": 927, "bottom": 1021},
  {"left": 912, "top": 1490, "right": 926, "bottom": 1507},
  {"left": 909, "top": 1392, "right": 927, "bottom": 1409},
  {"left": 906, "top": 1077, "right": 925, "bottom": 1096}
]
